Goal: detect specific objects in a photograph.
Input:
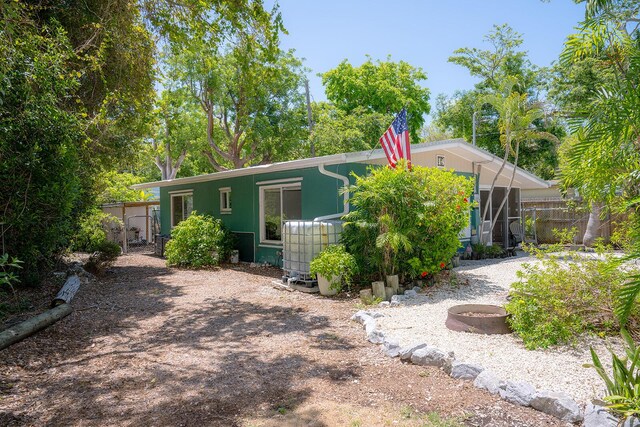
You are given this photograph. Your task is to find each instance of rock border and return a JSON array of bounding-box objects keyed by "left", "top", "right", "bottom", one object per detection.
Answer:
[{"left": 350, "top": 298, "right": 621, "bottom": 426}]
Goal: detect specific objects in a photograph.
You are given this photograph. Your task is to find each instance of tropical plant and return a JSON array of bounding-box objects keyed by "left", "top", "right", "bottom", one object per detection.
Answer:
[
  {"left": 342, "top": 162, "right": 475, "bottom": 282},
  {"left": 164, "top": 212, "right": 233, "bottom": 268},
  {"left": 309, "top": 245, "right": 358, "bottom": 292},
  {"left": 0, "top": 254, "right": 22, "bottom": 298},
  {"left": 506, "top": 247, "right": 639, "bottom": 349},
  {"left": 478, "top": 79, "right": 559, "bottom": 240},
  {"left": 588, "top": 329, "right": 640, "bottom": 418},
  {"left": 558, "top": 0, "right": 640, "bottom": 324}
]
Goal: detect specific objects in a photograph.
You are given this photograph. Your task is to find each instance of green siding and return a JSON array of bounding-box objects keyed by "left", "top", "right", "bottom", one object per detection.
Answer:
[
  {"left": 159, "top": 162, "right": 476, "bottom": 265},
  {"left": 160, "top": 163, "right": 370, "bottom": 265}
]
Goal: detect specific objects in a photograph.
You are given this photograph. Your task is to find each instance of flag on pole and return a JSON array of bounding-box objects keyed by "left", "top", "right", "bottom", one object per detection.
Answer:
[{"left": 379, "top": 108, "right": 411, "bottom": 168}]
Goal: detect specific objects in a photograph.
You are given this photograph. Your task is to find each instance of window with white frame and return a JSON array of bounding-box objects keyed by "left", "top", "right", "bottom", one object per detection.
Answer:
[
  {"left": 171, "top": 192, "right": 193, "bottom": 227},
  {"left": 259, "top": 183, "right": 302, "bottom": 244},
  {"left": 219, "top": 187, "right": 231, "bottom": 214},
  {"left": 436, "top": 155, "right": 446, "bottom": 168}
]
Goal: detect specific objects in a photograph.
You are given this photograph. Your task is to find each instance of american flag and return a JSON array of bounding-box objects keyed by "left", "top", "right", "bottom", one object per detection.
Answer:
[{"left": 379, "top": 109, "right": 411, "bottom": 168}]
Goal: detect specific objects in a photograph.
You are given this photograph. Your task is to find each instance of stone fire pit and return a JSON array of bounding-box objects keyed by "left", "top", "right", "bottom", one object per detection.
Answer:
[{"left": 446, "top": 304, "right": 511, "bottom": 334}]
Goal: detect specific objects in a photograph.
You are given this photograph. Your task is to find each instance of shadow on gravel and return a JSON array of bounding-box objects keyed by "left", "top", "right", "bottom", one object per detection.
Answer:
[{"left": 1, "top": 259, "right": 357, "bottom": 426}]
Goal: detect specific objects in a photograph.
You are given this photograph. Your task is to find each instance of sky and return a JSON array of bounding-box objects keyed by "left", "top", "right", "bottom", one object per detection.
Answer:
[{"left": 267, "top": 0, "right": 586, "bottom": 119}]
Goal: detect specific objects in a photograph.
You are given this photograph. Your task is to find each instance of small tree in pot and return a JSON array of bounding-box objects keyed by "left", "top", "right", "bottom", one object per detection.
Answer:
[{"left": 310, "top": 245, "right": 358, "bottom": 296}]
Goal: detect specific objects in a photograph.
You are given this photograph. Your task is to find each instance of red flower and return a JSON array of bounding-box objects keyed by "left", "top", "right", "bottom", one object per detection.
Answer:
[
  {"left": 458, "top": 191, "right": 464, "bottom": 196},
  {"left": 463, "top": 197, "right": 468, "bottom": 203},
  {"left": 439, "top": 262, "right": 446, "bottom": 269},
  {"left": 421, "top": 271, "right": 427, "bottom": 278},
  {"left": 456, "top": 205, "right": 461, "bottom": 211}
]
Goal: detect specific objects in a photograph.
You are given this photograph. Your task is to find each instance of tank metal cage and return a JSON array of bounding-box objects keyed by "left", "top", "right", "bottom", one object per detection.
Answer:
[{"left": 282, "top": 220, "right": 343, "bottom": 286}]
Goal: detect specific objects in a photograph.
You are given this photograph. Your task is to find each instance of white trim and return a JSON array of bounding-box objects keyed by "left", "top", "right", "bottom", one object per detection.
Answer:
[
  {"left": 170, "top": 192, "right": 193, "bottom": 228},
  {"left": 132, "top": 138, "right": 549, "bottom": 190},
  {"left": 259, "top": 183, "right": 302, "bottom": 244},
  {"left": 219, "top": 187, "right": 232, "bottom": 214},
  {"left": 255, "top": 177, "right": 303, "bottom": 186},
  {"left": 168, "top": 189, "right": 193, "bottom": 195},
  {"left": 259, "top": 244, "right": 283, "bottom": 249}
]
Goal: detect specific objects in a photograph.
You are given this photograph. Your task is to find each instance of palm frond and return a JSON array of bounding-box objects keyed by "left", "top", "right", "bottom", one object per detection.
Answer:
[{"left": 615, "top": 273, "right": 640, "bottom": 326}]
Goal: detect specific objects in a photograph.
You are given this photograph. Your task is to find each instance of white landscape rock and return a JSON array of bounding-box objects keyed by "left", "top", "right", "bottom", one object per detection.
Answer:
[
  {"left": 404, "top": 289, "right": 418, "bottom": 298},
  {"left": 450, "top": 361, "right": 484, "bottom": 381},
  {"left": 582, "top": 404, "right": 617, "bottom": 427},
  {"left": 383, "top": 337, "right": 401, "bottom": 357},
  {"left": 367, "top": 329, "right": 385, "bottom": 344},
  {"left": 410, "top": 346, "right": 453, "bottom": 372},
  {"left": 473, "top": 370, "right": 504, "bottom": 395},
  {"left": 499, "top": 381, "right": 537, "bottom": 407},
  {"left": 351, "top": 310, "right": 372, "bottom": 324},
  {"left": 623, "top": 417, "right": 640, "bottom": 427},
  {"left": 378, "top": 301, "right": 390, "bottom": 308},
  {"left": 399, "top": 343, "right": 428, "bottom": 361},
  {"left": 530, "top": 390, "right": 583, "bottom": 423}
]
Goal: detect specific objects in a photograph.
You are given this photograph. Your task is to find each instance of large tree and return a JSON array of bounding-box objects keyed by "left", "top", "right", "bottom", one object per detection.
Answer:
[
  {"left": 435, "top": 24, "right": 561, "bottom": 180},
  {"left": 320, "top": 56, "right": 430, "bottom": 144},
  {"left": 165, "top": 3, "right": 308, "bottom": 171}
]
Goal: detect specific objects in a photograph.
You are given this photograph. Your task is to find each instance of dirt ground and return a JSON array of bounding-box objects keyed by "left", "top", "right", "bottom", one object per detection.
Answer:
[{"left": 0, "top": 254, "right": 569, "bottom": 427}]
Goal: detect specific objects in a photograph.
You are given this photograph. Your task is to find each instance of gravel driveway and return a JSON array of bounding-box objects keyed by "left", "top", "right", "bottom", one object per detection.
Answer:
[
  {"left": 375, "top": 254, "right": 618, "bottom": 404},
  {"left": 0, "top": 254, "right": 566, "bottom": 426}
]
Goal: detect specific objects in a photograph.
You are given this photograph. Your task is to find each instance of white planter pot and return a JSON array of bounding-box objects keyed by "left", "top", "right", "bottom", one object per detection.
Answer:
[{"left": 317, "top": 274, "right": 338, "bottom": 296}]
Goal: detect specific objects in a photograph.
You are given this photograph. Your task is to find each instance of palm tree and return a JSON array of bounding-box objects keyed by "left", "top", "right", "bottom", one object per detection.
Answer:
[
  {"left": 560, "top": 0, "right": 640, "bottom": 325},
  {"left": 478, "top": 79, "right": 558, "bottom": 241}
]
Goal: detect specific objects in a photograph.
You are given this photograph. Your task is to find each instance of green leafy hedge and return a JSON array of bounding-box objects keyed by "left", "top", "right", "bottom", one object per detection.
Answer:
[
  {"left": 342, "top": 162, "right": 475, "bottom": 281},
  {"left": 165, "top": 212, "right": 233, "bottom": 268}
]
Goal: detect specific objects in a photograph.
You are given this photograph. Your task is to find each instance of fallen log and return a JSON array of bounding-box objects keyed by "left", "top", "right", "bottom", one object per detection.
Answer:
[
  {"left": 51, "top": 275, "right": 81, "bottom": 307},
  {"left": 0, "top": 303, "right": 73, "bottom": 351}
]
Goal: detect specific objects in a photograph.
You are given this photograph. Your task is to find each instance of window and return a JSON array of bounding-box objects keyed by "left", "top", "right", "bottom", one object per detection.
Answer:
[
  {"left": 171, "top": 192, "right": 193, "bottom": 227},
  {"left": 219, "top": 187, "right": 231, "bottom": 214},
  {"left": 260, "top": 184, "right": 302, "bottom": 244},
  {"left": 436, "top": 155, "right": 446, "bottom": 168}
]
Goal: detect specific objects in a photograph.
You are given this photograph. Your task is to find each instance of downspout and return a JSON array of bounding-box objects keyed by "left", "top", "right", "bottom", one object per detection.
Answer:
[{"left": 313, "top": 164, "right": 350, "bottom": 221}]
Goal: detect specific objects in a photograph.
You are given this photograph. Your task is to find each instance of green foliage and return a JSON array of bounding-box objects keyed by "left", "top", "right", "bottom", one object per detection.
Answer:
[
  {"left": 309, "top": 245, "right": 358, "bottom": 292},
  {"left": 70, "top": 209, "right": 123, "bottom": 253},
  {"left": 307, "top": 103, "right": 389, "bottom": 156},
  {"left": 342, "top": 162, "right": 475, "bottom": 282},
  {"left": 165, "top": 212, "right": 233, "bottom": 268},
  {"left": 321, "top": 56, "right": 430, "bottom": 143},
  {"left": 84, "top": 240, "right": 122, "bottom": 275},
  {"left": 588, "top": 329, "right": 640, "bottom": 418},
  {"left": 471, "top": 243, "right": 504, "bottom": 258},
  {"left": 506, "top": 248, "right": 639, "bottom": 349},
  {"left": 97, "top": 171, "right": 153, "bottom": 204},
  {"left": 0, "top": 254, "right": 23, "bottom": 297},
  {"left": 435, "top": 24, "right": 561, "bottom": 180},
  {"left": 552, "top": 227, "right": 579, "bottom": 245}
]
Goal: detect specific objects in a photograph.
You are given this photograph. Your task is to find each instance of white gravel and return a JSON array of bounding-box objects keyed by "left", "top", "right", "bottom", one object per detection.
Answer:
[{"left": 374, "top": 253, "right": 622, "bottom": 404}]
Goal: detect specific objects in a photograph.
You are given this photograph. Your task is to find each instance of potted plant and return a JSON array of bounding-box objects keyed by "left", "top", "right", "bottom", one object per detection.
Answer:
[{"left": 310, "top": 245, "right": 357, "bottom": 296}]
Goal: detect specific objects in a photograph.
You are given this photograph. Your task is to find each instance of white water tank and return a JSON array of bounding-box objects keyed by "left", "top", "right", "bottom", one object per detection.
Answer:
[{"left": 282, "top": 220, "right": 343, "bottom": 282}]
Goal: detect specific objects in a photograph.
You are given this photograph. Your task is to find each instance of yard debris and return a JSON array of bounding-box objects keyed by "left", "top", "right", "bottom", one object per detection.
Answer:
[{"left": 530, "top": 390, "right": 583, "bottom": 423}]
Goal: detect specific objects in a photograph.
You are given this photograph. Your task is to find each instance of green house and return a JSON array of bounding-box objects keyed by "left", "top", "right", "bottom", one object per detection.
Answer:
[{"left": 132, "top": 138, "right": 548, "bottom": 265}]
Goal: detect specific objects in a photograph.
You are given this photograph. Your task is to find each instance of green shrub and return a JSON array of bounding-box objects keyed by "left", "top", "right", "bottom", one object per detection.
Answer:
[
  {"left": 164, "top": 212, "right": 233, "bottom": 268},
  {"left": 342, "top": 161, "right": 475, "bottom": 282},
  {"left": 588, "top": 329, "right": 640, "bottom": 419},
  {"left": 84, "top": 240, "right": 122, "bottom": 274},
  {"left": 506, "top": 248, "right": 640, "bottom": 349},
  {"left": 70, "top": 209, "right": 122, "bottom": 253},
  {"left": 310, "top": 245, "right": 358, "bottom": 292}
]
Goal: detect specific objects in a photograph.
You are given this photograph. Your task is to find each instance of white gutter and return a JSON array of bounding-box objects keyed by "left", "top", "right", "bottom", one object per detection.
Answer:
[{"left": 313, "top": 164, "right": 350, "bottom": 221}]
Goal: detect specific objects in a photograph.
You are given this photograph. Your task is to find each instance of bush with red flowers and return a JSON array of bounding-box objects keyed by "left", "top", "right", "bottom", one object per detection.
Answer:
[{"left": 342, "top": 160, "right": 475, "bottom": 282}]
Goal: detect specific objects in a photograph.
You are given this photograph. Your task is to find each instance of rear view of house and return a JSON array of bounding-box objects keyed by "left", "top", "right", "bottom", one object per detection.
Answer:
[{"left": 132, "top": 138, "right": 549, "bottom": 265}]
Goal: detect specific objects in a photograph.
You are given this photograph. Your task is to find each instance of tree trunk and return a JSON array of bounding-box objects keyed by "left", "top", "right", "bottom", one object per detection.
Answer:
[
  {"left": 583, "top": 203, "right": 602, "bottom": 247},
  {"left": 51, "top": 275, "right": 81, "bottom": 307},
  {"left": 0, "top": 304, "right": 73, "bottom": 350}
]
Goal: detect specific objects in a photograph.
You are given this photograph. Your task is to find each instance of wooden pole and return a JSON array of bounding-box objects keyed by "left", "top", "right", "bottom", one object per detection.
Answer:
[{"left": 0, "top": 304, "right": 73, "bottom": 350}]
